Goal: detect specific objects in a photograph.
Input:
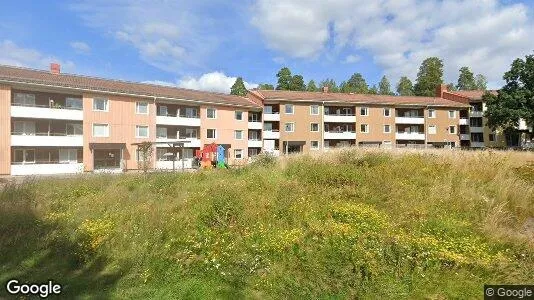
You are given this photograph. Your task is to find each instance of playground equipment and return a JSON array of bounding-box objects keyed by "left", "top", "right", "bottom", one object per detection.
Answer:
[{"left": 195, "top": 143, "right": 229, "bottom": 169}]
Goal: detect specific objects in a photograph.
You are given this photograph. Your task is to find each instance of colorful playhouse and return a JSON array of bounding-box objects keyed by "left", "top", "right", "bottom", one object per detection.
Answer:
[{"left": 194, "top": 143, "right": 229, "bottom": 169}]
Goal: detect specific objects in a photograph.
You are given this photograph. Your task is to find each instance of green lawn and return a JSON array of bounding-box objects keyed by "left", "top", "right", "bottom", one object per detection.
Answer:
[{"left": 1, "top": 149, "right": 533, "bottom": 299}]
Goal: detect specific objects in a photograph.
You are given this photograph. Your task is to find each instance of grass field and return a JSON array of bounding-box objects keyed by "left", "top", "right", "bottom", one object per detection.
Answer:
[{"left": 1, "top": 149, "right": 533, "bottom": 299}]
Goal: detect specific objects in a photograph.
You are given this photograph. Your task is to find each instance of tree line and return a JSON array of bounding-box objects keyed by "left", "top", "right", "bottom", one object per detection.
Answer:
[{"left": 231, "top": 57, "right": 488, "bottom": 97}]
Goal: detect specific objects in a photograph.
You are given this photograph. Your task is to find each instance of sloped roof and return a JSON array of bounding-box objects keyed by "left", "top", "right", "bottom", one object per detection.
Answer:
[
  {"left": 253, "top": 90, "right": 470, "bottom": 108},
  {"left": 450, "top": 90, "right": 498, "bottom": 100},
  {"left": 0, "top": 65, "right": 261, "bottom": 108}
]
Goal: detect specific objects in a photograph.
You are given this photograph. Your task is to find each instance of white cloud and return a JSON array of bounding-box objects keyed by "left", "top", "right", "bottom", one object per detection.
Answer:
[
  {"left": 251, "top": 0, "right": 534, "bottom": 88},
  {"left": 70, "top": 41, "right": 91, "bottom": 54},
  {"left": 343, "top": 54, "right": 360, "bottom": 64},
  {"left": 145, "top": 72, "right": 258, "bottom": 94},
  {"left": 0, "top": 40, "right": 75, "bottom": 72}
]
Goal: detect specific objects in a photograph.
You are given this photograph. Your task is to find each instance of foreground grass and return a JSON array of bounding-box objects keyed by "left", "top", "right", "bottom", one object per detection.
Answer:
[{"left": 1, "top": 149, "right": 533, "bottom": 299}]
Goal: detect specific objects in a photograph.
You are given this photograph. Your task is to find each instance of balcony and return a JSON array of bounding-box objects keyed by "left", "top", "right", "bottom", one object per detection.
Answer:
[
  {"left": 11, "top": 163, "right": 84, "bottom": 176},
  {"left": 470, "top": 111, "right": 484, "bottom": 118},
  {"left": 155, "top": 137, "right": 201, "bottom": 148},
  {"left": 248, "top": 140, "right": 263, "bottom": 148},
  {"left": 263, "top": 130, "right": 280, "bottom": 139},
  {"left": 11, "top": 104, "right": 83, "bottom": 120},
  {"left": 324, "top": 115, "right": 355, "bottom": 123},
  {"left": 156, "top": 115, "right": 201, "bottom": 127},
  {"left": 471, "top": 142, "right": 485, "bottom": 148},
  {"left": 248, "top": 121, "right": 262, "bottom": 130},
  {"left": 11, "top": 134, "right": 83, "bottom": 147},
  {"left": 459, "top": 118, "right": 469, "bottom": 125},
  {"left": 460, "top": 134, "right": 470, "bottom": 140},
  {"left": 395, "top": 117, "right": 425, "bottom": 124},
  {"left": 470, "top": 126, "right": 484, "bottom": 133},
  {"left": 324, "top": 131, "right": 356, "bottom": 140},
  {"left": 156, "top": 159, "right": 194, "bottom": 170},
  {"left": 264, "top": 113, "right": 280, "bottom": 121},
  {"left": 395, "top": 132, "right": 425, "bottom": 140}
]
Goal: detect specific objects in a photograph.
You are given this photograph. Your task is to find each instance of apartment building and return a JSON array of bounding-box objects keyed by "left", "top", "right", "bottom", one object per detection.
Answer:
[
  {"left": 0, "top": 64, "right": 262, "bottom": 175},
  {"left": 249, "top": 89, "right": 468, "bottom": 154}
]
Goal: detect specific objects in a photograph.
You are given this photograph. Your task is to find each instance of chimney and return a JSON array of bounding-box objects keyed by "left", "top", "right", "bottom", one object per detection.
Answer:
[
  {"left": 50, "top": 63, "right": 60, "bottom": 75},
  {"left": 322, "top": 86, "right": 329, "bottom": 93},
  {"left": 435, "top": 84, "right": 447, "bottom": 98}
]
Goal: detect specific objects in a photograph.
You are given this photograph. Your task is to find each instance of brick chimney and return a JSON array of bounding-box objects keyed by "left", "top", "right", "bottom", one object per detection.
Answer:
[
  {"left": 50, "top": 63, "right": 60, "bottom": 75},
  {"left": 322, "top": 86, "right": 329, "bottom": 93},
  {"left": 435, "top": 84, "right": 447, "bottom": 97}
]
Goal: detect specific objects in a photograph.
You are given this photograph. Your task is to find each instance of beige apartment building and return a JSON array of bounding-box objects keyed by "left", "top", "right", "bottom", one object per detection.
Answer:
[{"left": 1, "top": 64, "right": 530, "bottom": 176}]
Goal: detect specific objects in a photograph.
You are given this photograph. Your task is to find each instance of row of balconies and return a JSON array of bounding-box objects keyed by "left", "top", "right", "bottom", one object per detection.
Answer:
[{"left": 261, "top": 130, "right": 426, "bottom": 141}]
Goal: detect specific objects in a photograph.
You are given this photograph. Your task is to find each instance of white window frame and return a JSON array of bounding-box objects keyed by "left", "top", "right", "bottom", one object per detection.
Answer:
[
  {"left": 136, "top": 101, "right": 149, "bottom": 115},
  {"left": 135, "top": 125, "right": 149, "bottom": 138},
  {"left": 185, "top": 128, "right": 198, "bottom": 138},
  {"left": 284, "top": 122, "right": 295, "bottom": 132},
  {"left": 310, "top": 123, "right": 319, "bottom": 132},
  {"left": 206, "top": 108, "right": 217, "bottom": 119},
  {"left": 207, "top": 129, "right": 217, "bottom": 139},
  {"left": 92, "top": 123, "right": 109, "bottom": 137},
  {"left": 234, "top": 149, "right": 244, "bottom": 159},
  {"left": 285, "top": 104, "right": 294, "bottom": 115},
  {"left": 92, "top": 98, "right": 109, "bottom": 112},
  {"left": 428, "top": 125, "right": 437, "bottom": 135},
  {"left": 448, "top": 125, "right": 456, "bottom": 134},
  {"left": 360, "top": 107, "right": 369, "bottom": 116},
  {"left": 360, "top": 124, "right": 369, "bottom": 133},
  {"left": 235, "top": 111, "right": 244, "bottom": 121},
  {"left": 310, "top": 141, "right": 320, "bottom": 150},
  {"left": 310, "top": 105, "right": 319, "bottom": 115},
  {"left": 234, "top": 130, "right": 244, "bottom": 140},
  {"left": 383, "top": 124, "right": 391, "bottom": 133},
  {"left": 156, "top": 127, "right": 167, "bottom": 138},
  {"left": 448, "top": 110, "right": 456, "bottom": 119},
  {"left": 59, "top": 149, "right": 78, "bottom": 164},
  {"left": 159, "top": 105, "right": 168, "bottom": 116},
  {"left": 383, "top": 108, "right": 391, "bottom": 117},
  {"left": 428, "top": 109, "right": 436, "bottom": 118}
]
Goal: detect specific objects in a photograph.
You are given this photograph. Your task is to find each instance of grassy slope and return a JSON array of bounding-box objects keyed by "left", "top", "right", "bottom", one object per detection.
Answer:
[{"left": 1, "top": 149, "right": 533, "bottom": 299}]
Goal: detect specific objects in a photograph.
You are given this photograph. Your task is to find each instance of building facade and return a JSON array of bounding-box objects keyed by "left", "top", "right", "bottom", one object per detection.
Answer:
[{"left": 1, "top": 64, "right": 530, "bottom": 176}]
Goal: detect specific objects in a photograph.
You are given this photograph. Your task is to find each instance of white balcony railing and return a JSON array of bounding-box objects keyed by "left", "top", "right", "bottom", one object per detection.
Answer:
[
  {"left": 460, "top": 134, "right": 470, "bottom": 140},
  {"left": 155, "top": 138, "right": 201, "bottom": 148},
  {"left": 248, "top": 121, "right": 262, "bottom": 130},
  {"left": 263, "top": 113, "right": 280, "bottom": 121},
  {"left": 156, "top": 115, "right": 201, "bottom": 127},
  {"left": 263, "top": 130, "right": 280, "bottom": 139},
  {"left": 11, "top": 163, "right": 84, "bottom": 176},
  {"left": 395, "top": 117, "right": 425, "bottom": 124},
  {"left": 470, "top": 126, "right": 484, "bottom": 133},
  {"left": 324, "top": 131, "right": 356, "bottom": 140},
  {"left": 156, "top": 159, "right": 194, "bottom": 170},
  {"left": 11, "top": 105, "right": 83, "bottom": 121},
  {"left": 470, "top": 111, "right": 484, "bottom": 118},
  {"left": 459, "top": 118, "right": 469, "bottom": 125},
  {"left": 248, "top": 140, "right": 263, "bottom": 148},
  {"left": 324, "top": 115, "right": 356, "bottom": 123},
  {"left": 395, "top": 132, "right": 425, "bottom": 140},
  {"left": 11, "top": 134, "right": 83, "bottom": 147}
]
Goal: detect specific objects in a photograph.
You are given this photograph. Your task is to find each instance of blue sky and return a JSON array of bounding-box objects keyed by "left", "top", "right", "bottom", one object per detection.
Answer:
[{"left": 1, "top": 0, "right": 533, "bottom": 93}]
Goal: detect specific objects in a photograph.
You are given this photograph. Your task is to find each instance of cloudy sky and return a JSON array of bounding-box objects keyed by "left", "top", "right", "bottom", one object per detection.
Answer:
[{"left": 0, "top": 0, "right": 533, "bottom": 93}]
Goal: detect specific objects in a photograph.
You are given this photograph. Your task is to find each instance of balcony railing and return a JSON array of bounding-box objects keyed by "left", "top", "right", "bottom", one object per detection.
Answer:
[
  {"left": 11, "top": 103, "right": 83, "bottom": 110},
  {"left": 395, "top": 132, "right": 425, "bottom": 140},
  {"left": 395, "top": 116, "right": 425, "bottom": 124},
  {"left": 11, "top": 104, "right": 84, "bottom": 120}
]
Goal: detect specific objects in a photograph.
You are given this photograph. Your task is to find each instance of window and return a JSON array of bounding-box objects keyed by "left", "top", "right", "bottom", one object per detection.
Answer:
[
  {"left": 448, "top": 125, "right": 456, "bottom": 134},
  {"left": 470, "top": 118, "right": 483, "bottom": 127},
  {"left": 92, "top": 124, "right": 109, "bottom": 137},
  {"left": 185, "top": 128, "right": 198, "bottom": 138},
  {"left": 159, "top": 105, "right": 168, "bottom": 116},
  {"left": 310, "top": 141, "right": 320, "bottom": 150},
  {"left": 310, "top": 105, "right": 319, "bottom": 115},
  {"left": 471, "top": 133, "right": 484, "bottom": 142},
  {"left": 207, "top": 129, "right": 216, "bottom": 139},
  {"left": 136, "top": 125, "right": 149, "bottom": 138},
  {"left": 489, "top": 133, "right": 495, "bottom": 142},
  {"left": 428, "top": 109, "right": 436, "bottom": 118},
  {"left": 249, "top": 112, "right": 260, "bottom": 122},
  {"left": 448, "top": 110, "right": 456, "bottom": 118},
  {"left": 360, "top": 124, "right": 369, "bottom": 133},
  {"left": 383, "top": 124, "right": 391, "bottom": 133},
  {"left": 207, "top": 108, "right": 217, "bottom": 119},
  {"left": 136, "top": 101, "right": 149, "bottom": 114},
  {"left": 248, "top": 148, "right": 259, "bottom": 157},
  {"left": 235, "top": 130, "right": 244, "bottom": 140},
  {"left": 285, "top": 104, "right": 294, "bottom": 114},
  {"left": 249, "top": 130, "right": 260, "bottom": 140},
  {"left": 384, "top": 108, "right": 391, "bottom": 117},
  {"left": 428, "top": 125, "right": 437, "bottom": 135},
  {"left": 234, "top": 149, "right": 243, "bottom": 159},
  {"left": 93, "top": 98, "right": 108, "bottom": 111},
  {"left": 13, "top": 121, "right": 35, "bottom": 135},
  {"left": 264, "top": 123, "right": 273, "bottom": 131},
  {"left": 184, "top": 107, "right": 199, "bottom": 118},
  {"left": 264, "top": 106, "right": 273, "bottom": 114},
  {"left": 235, "top": 111, "right": 244, "bottom": 121},
  {"left": 360, "top": 107, "right": 369, "bottom": 116},
  {"left": 310, "top": 123, "right": 319, "bottom": 132},
  {"left": 66, "top": 123, "right": 83, "bottom": 136},
  {"left": 66, "top": 98, "right": 83, "bottom": 110},
  {"left": 59, "top": 149, "right": 78, "bottom": 163},
  {"left": 13, "top": 93, "right": 35, "bottom": 106},
  {"left": 13, "top": 149, "right": 35, "bottom": 164},
  {"left": 156, "top": 127, "right": 167, "bottom": 138},
  {"left": 285, "top": 122, "right": 295, "bottom": 132}
]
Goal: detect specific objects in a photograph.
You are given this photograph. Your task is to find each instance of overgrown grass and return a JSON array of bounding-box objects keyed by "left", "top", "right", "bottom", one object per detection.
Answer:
[{"left": 1, "top": 149, "right": 533, "bottom": 299}]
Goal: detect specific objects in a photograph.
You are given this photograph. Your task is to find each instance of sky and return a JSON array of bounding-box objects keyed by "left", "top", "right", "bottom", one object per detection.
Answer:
[{"left": 0, "top": 0, "right": 533, "bottom": 94}]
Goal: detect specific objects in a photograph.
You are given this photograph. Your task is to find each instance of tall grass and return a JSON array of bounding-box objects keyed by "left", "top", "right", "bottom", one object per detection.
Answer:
[{"left": 1, "top": 149, "right": 533, "bottom": 299}]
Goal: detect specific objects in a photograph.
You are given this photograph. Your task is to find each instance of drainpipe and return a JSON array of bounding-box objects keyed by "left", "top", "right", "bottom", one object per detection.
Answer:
[
  {"left": 424, "top": 106, "right": 428, "bottom": 149},
  {"left": 321, "top": 101, "right": 325, "bottom": 151}
]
